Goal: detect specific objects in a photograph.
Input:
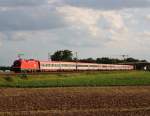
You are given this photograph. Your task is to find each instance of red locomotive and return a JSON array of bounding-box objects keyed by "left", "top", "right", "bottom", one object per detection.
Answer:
[{"left": 12, "top": 59, "right": 40, "bottom": 72}]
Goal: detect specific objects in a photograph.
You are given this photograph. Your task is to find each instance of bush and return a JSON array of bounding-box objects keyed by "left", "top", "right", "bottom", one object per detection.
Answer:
[
  {"left": 4, "top": 76, "right": 13, "bottom": 82},
  {"left": 20, "top": 73, "right": 28, "bottom": 80}
]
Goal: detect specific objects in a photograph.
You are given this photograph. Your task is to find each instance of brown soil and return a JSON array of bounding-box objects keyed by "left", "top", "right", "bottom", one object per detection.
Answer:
[{"left": 0, "top": 86, "right": 150, "bottom": 116}]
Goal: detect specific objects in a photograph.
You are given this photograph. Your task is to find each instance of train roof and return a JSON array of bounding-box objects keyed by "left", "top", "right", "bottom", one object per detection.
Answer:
[
  {"left": 39, "top": 61, "right": 133, "bottom": 66},
  {"left": 40, "top": 60, "right": 96, "bottom": 64},
  {"left": 14, "top": 59, "right": 39, "bottom": 61}
]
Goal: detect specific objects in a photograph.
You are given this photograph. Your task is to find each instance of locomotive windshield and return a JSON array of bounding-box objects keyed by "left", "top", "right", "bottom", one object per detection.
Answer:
[{"left": 13, "top": 60, "right": 21, "bottom": 67}]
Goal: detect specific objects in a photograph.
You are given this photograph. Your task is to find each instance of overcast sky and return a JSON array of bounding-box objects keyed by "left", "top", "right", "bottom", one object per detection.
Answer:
[{"left": 0, "top": 0, "right": 150, "bottom": 65}]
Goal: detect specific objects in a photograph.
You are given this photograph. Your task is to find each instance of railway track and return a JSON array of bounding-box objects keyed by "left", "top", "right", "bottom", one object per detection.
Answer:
[
  {"left": 0, "top": 72, "right": 71, "bottom": 76},
  {"left": 0, "top": 70, "right": 134, "bottom": 77},
  {"left": 0, "top": 71, "right": 100, "bottom": 76}
]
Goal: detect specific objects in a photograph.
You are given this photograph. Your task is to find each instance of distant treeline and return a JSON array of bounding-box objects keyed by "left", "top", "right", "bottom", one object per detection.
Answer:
[
  {"left": 79, "top": 57, "right": 147, "bottom": 64},
  {"left": 51, "top": 50, "right": 147, "bottom": 64},
  {"left": 0, "top": 66, "right": 11, "bottom": 71}
]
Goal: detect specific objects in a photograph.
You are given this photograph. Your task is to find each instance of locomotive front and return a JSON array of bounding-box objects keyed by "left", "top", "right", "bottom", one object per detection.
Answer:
[{"left": 12, "top": 59, "right": 40, "bottom": 72}]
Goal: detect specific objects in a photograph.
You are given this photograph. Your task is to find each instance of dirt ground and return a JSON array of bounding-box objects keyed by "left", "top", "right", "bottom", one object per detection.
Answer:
[{"left": 0, "top": 86, "right": 150, "bottom": 116}]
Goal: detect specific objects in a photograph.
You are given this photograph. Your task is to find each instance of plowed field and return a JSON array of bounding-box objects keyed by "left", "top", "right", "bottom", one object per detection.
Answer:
[{"left": 0, "top": 87, "right": 150, "bottom": 116}]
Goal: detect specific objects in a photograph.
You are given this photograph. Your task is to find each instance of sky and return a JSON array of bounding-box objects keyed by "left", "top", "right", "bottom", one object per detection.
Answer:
[{"left": 0, "top": 0, "right": 150, "bottom": 65}]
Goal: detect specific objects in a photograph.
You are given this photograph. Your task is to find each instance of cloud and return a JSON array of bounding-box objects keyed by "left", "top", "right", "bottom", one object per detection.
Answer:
[
  {"left": 0, "top": 6, "right": 66, "bottom": 31},
  {"left": 146, "top": 14, "right": 150, "bottom": 20},
  {"left": 55, "top": 5, "right": 150, "bottom": 55},
  {"left": 0, "top": 31, "right": 33, "bottom": 41},
  {"left": 0, "top": 3, "right": 149, "bottom": 49},
  {"left": 63, "top": 0, "right": 150, "bottom": 10},
  {"left": 139, "top": 31, "right": 150, "bottom": 38},
  {"left": 57, "top": 6, "right": 127, "bottom": 41},
  {"left": 0, "top": 0, "right": 48, "bottom": 7},
  {"left": 0, "top": 0, "right": 67, "bottom": 43}
]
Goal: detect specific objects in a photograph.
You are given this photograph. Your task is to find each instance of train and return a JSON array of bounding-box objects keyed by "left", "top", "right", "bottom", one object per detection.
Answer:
[{"left": 11, "top": 59, "right": 134, "bottom": 72}]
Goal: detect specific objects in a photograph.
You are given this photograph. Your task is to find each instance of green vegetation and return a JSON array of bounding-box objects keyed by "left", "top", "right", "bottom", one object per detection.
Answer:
[
  {"left": 51, "top": 50, "right": 73, "bottom": 61},
  {"left": 50, "top": 49, "right": 148, "bottom": 64},
  {"left": 0, "top": 71, "right": 150, "bottom": 88}
]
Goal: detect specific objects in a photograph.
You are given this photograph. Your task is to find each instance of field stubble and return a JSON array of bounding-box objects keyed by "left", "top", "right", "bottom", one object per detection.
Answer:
[{"left": 0, "top": 87, "right": 150, "bottom": 116}]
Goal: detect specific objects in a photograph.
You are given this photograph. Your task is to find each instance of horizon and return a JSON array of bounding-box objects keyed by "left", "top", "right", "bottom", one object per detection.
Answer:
[{"left": 1, "top": 52, "right": 149, "bottom": 66}]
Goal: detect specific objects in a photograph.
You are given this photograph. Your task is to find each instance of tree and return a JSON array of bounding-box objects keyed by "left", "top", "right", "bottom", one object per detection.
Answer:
[
  {"left": 51, "top": 50, "right": 73, "bottom": 61},
  {"left": 125, "top": 57, "right": 139, "bottom": 62},
  {"left": 140, "top": 60, "right": 148, "bottom": 63},
  {"left": 96, "top": 57, "right": 112, "bottom": 64},
  {"left": 0, "top": 66, "right": 11, "bottom": 72},
  {"left": 79, "top": 58, "right": 96, "bottom": 63}
]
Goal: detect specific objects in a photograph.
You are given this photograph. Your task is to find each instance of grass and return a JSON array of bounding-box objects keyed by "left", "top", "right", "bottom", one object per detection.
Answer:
[{"left": 0, "top": 71, "right": 150, "bottom": 88}]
